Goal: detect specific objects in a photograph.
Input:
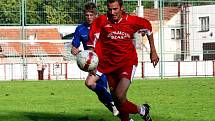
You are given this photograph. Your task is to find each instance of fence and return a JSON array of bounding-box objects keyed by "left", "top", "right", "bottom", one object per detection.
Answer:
[
  {"left": 0, "top": 60, "right": 215, "bottom": 80},
  {"left": 0, "top": 0, "right": 215, "bottom": 80}
]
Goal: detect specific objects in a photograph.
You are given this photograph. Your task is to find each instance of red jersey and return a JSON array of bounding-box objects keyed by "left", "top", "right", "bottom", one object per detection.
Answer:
[{"left": 87, "top": 13, "right": 152, "bottom": 73}]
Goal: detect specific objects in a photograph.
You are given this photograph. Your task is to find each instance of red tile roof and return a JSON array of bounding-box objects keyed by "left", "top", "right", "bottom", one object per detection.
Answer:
[
  {"left": 144, "top": 7, "right": 181, "bottom": 21},
  {"left": 0, "top": 28, "right": 61, "bottom": 40},
  {"left": 0, "top": 42, "right": 65, "bottom": 56},
  {"left": 0, "top": 28, "right": 64, "bottom": 56}
]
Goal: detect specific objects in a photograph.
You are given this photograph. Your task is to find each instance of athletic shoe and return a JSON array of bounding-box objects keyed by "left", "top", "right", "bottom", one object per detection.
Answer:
[
  {"left": 140, "top": 104, "right": 152, "bottom": 121},
  {"left": 112, "top": 105, "right": 119, "bottom": 116},
  {"left": 129, "top": 117, "right": 134, "bottom": 121}
]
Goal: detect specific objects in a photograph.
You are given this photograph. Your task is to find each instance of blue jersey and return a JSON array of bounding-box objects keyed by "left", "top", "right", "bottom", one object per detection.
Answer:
[
  {"left": 72, "top": 22, "right": 108, "bottom": 87},
  {"left": 72, "top": 22, "right": 113, "bottom": 108},
  {"left": 72, "top": 22, "right": 90, "bottom": 50}
]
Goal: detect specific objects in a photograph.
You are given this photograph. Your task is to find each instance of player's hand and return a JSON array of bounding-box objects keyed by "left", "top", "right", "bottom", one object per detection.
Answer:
[
  {"left": 138, "top": 30, "right": 146, "bottom": 37},
  {"left": 150, "top": 51, "right": 159, "bottom": 68},
  {"left": 71, "top": 46, "right": 80, "bottom": 55}
]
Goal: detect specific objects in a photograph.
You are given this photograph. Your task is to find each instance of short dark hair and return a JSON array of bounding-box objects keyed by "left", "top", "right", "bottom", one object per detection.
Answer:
[
  {"left": 107, "top": 0, "right": 123, "bottom": 7},
  {"left": 83, "top": 2, "right": 97, "bottom": 14}
]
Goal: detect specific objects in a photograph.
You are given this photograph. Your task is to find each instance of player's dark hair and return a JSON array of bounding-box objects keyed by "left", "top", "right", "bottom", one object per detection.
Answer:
[
  {"left": 83, "top": 2, "right": 97, "bottom": 14},
  {"left": 107, "top": 0, "right": 123, "bottom": 7}
]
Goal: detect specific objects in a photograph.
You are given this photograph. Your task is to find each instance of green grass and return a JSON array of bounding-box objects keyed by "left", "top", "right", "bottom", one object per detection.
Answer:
[{"left": 0, "top": 77, "right": 215, "bottom": 121}]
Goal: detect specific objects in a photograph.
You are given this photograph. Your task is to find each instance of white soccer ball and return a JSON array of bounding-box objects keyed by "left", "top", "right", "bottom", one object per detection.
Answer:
[{"left": 76, "top": 50, "right": 99, "bottom": 72}]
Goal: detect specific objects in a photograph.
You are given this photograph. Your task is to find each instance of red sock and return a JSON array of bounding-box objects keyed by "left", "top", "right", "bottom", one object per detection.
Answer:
[
  {"left": 119, "top": 112, "right": 129, "bottom": 121},
  {"left": 119, "top": 100, "right": 139, "bottom": 114},
  {"left": 118, "top": 100, "right": 139, "bottom": 121},
  {"left": 127, "top": 100, "right": 139, "bottom": 113}
]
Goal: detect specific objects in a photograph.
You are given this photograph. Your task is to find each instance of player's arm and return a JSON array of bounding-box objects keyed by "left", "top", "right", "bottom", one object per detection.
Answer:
[
  {"left": 71, "top": 26, "right": 81, "bottom": 55},
  {"left": 136, "top": 17, "right": 159, "bottom": 67},
  {"left": 87, "top": 16, "right": 101, "bottom": 52},
  {"left": 147, "top": 33, "right": 159, "bottom": 68}
]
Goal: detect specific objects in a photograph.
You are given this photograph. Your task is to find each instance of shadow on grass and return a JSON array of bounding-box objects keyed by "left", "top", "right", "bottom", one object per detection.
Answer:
[
  {"left": 0, "top": 111, "right": 108, "bottom": 121},
  {"left": 25, "top": 112, "right": 89, "bottom": 121},
  {"left": 0, "top": 111, "right": 209, "bottom": 121}
]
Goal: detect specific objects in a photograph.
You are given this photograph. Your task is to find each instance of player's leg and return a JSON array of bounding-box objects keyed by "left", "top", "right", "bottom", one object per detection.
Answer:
[
  {"left": 106, "top": 73, "right": 129, "bottom": 121},
  {"left": 85, "top": 73, "right": 119, "bottom": 116},
  {"left": 95, "top": 74, "right": 109, "bottom": 102},
  {"left": 107, "top": 73, "right": 136, "bottom": 121},
  {"left": 112, "top": 77, "right": 135, "bottom": 121},
  {"left": 113, "top": 65, "right": 152, "bottom": 121},
  {"left": 95, "top": 74, "right": 119, "bottom": 116}
]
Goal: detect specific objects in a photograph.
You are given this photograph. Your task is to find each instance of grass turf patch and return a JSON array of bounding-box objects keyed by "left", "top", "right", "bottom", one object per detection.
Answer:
[{"left": 0, "top": 77, "right": 214, "bottom": 121}]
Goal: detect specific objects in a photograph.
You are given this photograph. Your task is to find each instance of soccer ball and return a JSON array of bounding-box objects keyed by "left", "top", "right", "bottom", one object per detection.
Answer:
[{"left": 76, "top": 50, "right": 99, "bottom": 72}]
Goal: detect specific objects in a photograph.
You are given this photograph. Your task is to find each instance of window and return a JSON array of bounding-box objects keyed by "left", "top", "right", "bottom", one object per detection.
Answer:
[
  {"left": 171, "top": 29, "right": 175, "bottom": 39},
  {"left": 171, "top": 29, "right": 181, "bottom": 39},
  {"left": 174, "top": 54, "right": 182, "bottom": 61},
  {"left": 203, "top": 42, "right": 215, "bottom": 60},
  {"left": 176, "top": 29, "right": 181, "bottom": 39},
  {"left": 191, "top": 56, "right": 199, "bottom": 61},
  {"left": 199, "top": 16, "right": 209, "bottom": 32}
]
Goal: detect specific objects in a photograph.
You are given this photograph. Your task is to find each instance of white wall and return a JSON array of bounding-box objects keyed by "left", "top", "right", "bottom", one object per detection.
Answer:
[
  {"left": 148, "top": 5, "right": 215, "bottom": 61},
  {"left": 57, "top": 25, "right": 77, "bottom": 37},
  {"left": 0, "top": 61, "right": 214, "bottom": 81},
  {"left": 163, "top": 12, "right": 182, "bottom": 61},
  {"left": 188, "top": 5, "right": 215, "bottom": 60},
  {"left": 142, "top": 11, "right": 182, "bottom": 61}
]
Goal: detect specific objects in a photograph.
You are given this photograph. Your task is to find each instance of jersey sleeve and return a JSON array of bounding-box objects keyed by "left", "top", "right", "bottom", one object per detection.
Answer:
[
  {"left": 133, "top": 16, "right": 153, "bottom": 36},
  {"left": 71, "top": 26, "right": 81, "bottom": 48},
  {"left": 87, "top": 16, "right": 103, "bottom": 48}
]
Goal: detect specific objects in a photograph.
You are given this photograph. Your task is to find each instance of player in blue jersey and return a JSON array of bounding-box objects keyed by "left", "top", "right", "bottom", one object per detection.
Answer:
[{"left": 71, "top": 2, "right": 119, "bottom": 117}]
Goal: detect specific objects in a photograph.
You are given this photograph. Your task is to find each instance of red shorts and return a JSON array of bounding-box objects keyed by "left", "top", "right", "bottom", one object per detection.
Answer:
[{"left": 106, "top": 63, "right": 136, "bottom": 91}]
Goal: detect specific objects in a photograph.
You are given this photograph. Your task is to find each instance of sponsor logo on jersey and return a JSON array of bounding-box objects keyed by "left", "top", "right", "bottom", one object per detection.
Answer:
[{"left": 107, "top": 31, "right": 130, "bottom": 39}]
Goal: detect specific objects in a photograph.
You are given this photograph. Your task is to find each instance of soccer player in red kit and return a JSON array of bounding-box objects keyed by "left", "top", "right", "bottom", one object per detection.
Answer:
[{"left": 87, "top": 0, "right": 159, "bottom": 121}]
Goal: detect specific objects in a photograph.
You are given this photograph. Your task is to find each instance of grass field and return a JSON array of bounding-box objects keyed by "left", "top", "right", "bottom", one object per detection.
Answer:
[{"left": 0, "top": 77, "right": 215, "bottom": 121}]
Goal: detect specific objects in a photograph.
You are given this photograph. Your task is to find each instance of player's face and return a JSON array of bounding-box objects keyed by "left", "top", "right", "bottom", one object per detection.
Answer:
[
  {"left": 107, "top": 1, "right": 123, "bottom": 22},
  {"left": 85, "top": 12, "right": 96, "bottom": 24}
]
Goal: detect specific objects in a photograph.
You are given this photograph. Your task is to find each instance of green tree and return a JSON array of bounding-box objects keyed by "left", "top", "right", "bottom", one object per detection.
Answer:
[
  {"left": 26, "top": 0, "right": 88, "bottom": 25},
  {"left": 26, "top": 0, "right": 44, "bottom": 25},
  {"left": 0, "top": 0, "right": 20, "bottom": 25},
  {"left": 2, "top": 0, "right": 214, "bottom": 25},
  {"left": 96, "top": 0, "right": 154, "bottom": 14}
]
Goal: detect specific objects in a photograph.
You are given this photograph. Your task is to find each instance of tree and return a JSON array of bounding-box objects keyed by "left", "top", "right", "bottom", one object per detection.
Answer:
[
  {"left": 26, "top": 0, "right": 85, "bottom": 25},
  {"left": 0, "top": 0, "right": 20, "bottom": 25},
  {"left": 1, "top": 0, "right": 215, "bottom": 25}
]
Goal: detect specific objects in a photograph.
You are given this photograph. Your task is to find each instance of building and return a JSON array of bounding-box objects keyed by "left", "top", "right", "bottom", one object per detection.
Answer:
[
  {"left": 0, "top": 26, "right": 77, "bottom": 63},
  {"left": 140, "top": 4, "right": 215, "bottom": 61}
]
